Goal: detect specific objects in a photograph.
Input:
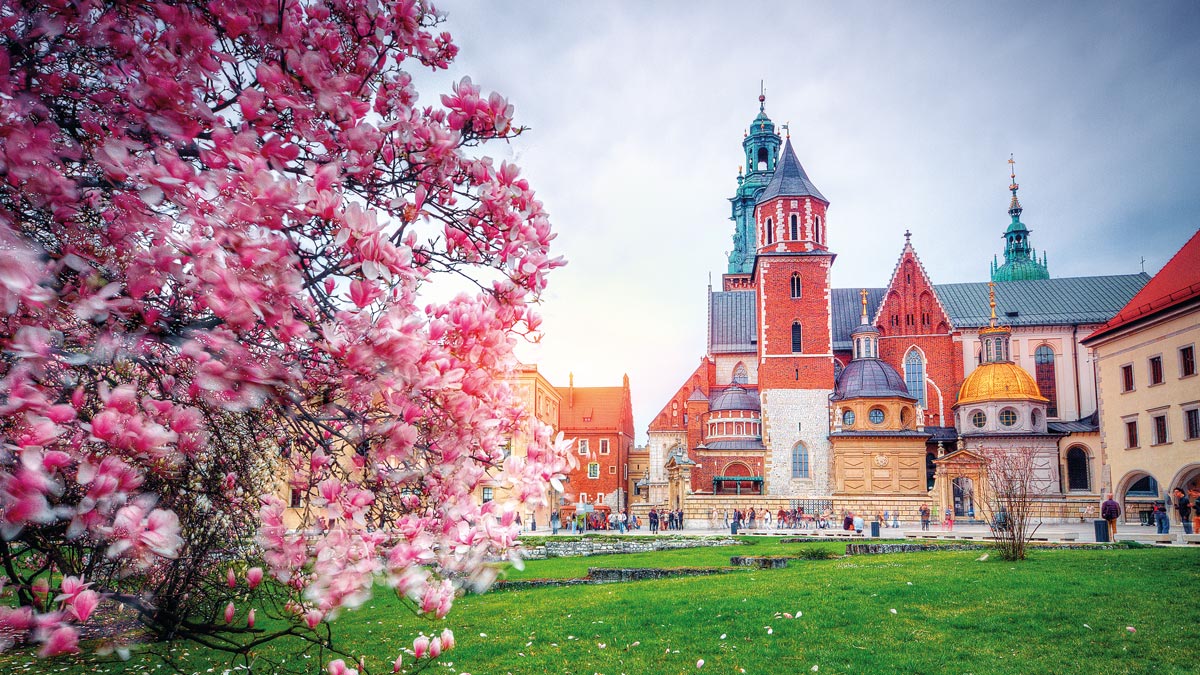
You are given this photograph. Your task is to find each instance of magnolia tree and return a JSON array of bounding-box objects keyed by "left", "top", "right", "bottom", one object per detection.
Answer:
[{"left": 0, "top": 0, "right": 572, "bottom": 671}]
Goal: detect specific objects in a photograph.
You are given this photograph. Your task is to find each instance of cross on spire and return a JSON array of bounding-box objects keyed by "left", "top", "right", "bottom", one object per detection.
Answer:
[
  {"left": 859, "top": 288, "right": 869, "bottom": 322},
  {"left": 904, "top": 229, "right": 912, "bottom": 243},
  {"left": 988, "top": 281, "right": 998, "bottom": 327}
]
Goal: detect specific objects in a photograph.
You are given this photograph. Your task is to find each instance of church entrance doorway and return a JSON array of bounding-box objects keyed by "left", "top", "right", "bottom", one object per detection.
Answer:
[{"left": 953, "top": 476, "right": 975, "bottom": 518}]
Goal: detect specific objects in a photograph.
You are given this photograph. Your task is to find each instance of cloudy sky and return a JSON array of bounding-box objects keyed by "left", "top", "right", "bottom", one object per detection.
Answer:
[{"left": 421, "top": 1, "right": 1200, "bottom": 443}]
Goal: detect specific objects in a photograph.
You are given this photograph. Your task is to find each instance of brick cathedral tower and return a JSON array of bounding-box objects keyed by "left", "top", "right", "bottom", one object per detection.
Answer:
[{"left": 753, "top": 130, "right": 835, "bottom": 496}]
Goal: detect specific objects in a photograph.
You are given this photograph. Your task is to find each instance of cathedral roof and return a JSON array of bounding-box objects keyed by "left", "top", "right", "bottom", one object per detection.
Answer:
[
  {"left": 828, "top": 274, "right": 1148, "bottom": 350},
  {"left": 709, "top": 385, "right": 761, "bottom": 412},
  {"left": 935, "top": 274, "right": 1149, "bottom": 328},
  {"left": 1047, "top": 412, "right": 1100, "bottom": 434},
  {"left": 832, "top": 358, "right": 913, "bottom": 402},
  {"left": 702, "top": 439, "right": 767, "bottom": 451},
  {"left": 756, "top": 138, "right": 826, "bottom": 204},
  {"left": 709, "top": 290, "right": 757, "bottom": 353}
]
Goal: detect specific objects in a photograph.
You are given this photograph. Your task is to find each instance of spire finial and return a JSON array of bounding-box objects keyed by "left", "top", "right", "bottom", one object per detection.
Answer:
[
  {"left": 860, "top": 288, "right": 869, "bottom": 323},
  {"left": 904, "top": 229, "right": 912, "bottom": 244},
  {"left": 759, "top": 80, "right": 766, "bottom": 111},
  {"left": 988, "top": 281, "right": 997, "bottom": 327},
  {"left": 1007, "top": 154, "right": 1023, "bottom": 217}
]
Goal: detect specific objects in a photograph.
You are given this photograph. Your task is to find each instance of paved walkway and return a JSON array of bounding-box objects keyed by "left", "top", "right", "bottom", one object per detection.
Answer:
[{"left": 531, "top": 521, "right": 1199, "bottom": 545}]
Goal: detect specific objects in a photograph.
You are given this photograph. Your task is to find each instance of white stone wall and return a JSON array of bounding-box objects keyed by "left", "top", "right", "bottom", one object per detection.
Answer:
[
  {"left": 761, "top": 388, "right": 834, "bottom": 497},
  {"left": 714, "top": 353, "right": 758, "bottom": 386},
  {"left": 646, "top": 429, "right": 685, "bottom": 485}
]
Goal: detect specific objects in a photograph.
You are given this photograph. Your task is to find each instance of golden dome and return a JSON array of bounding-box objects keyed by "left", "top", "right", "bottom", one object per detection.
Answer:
[{"left": 956, "top": 362, "right": 1047, "bottom": 406}]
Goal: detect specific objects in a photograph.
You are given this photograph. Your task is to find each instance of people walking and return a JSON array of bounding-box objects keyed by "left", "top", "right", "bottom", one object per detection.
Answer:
[
  {"left": 1154, "top": 503, "right": 1170, "bottom": 534},
  {"left": 920, "top": 503, "right": 930, "bottom": 531},
  {"left": 1101, "top": 493, "right": 1121, "bottom": 541},
  {"left": 649, "top": 508, "right": 659, "bottom": 534},
  {"left": 1190, "top": 488, "right": 1200, "bottom": 534},
  {"left": 1172, "top": 488, "right": 1192, "bottom": 534}
]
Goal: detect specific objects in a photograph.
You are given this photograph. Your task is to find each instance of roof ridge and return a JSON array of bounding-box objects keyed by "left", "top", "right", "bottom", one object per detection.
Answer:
[{"left": 755, "top": 138, "right": 826, "bottom": 203}]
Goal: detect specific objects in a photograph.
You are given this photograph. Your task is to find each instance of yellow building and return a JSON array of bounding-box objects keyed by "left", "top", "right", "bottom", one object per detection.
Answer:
[
  {"left": 828, "top": 292, "right": 930, "bottom": 520},
  {"left": 483, "top": 363, "right": 562, "bottom": 529},
  {"left": 1084, "top": 229, "right": 1200, "bottom": 526}
]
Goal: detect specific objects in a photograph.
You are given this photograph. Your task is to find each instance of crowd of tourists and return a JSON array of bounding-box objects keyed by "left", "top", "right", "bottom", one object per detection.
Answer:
[{"left": 646, "top": 508, "right": 685, "bottom": 533}]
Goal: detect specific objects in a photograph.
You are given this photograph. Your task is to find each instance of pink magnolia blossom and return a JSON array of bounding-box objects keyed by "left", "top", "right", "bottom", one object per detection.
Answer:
[
  {"left": 412, "top": 635, "right": 430, "bottom": 660},
  {"left": 0, "top": 0, "right": 567, "bottom": 662},
  {"left": 67, "top": 591, "right": 100, "bottom": 623},
  {"left": 38, "top": 626, "right": 80, "bottom": 657}
]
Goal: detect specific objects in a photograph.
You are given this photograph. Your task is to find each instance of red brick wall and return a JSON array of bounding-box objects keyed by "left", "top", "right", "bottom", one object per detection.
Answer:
[
  {"left": 561, "top": 431, "right": 625, "bottom": 504},
  {"left": 755, "top": 196, "right": 830, "bottom": 253},
  {"left": 757, "top": 254, "right": 835, "bottom": 390},
  {"left": 875, "top": 243, "right": 963, "bottom": 426},
  {"left": 877, "top": 334, "right": 961, "bottom": 426},
  {"left": 723, "top": 274, "right": 753, "bottom": 291},
  {"left": 691, "top": 454, "right": 765, "bottom": 493}
]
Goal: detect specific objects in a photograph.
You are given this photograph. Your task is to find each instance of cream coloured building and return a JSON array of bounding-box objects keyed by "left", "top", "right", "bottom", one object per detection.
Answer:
[{"left": 1084, "top": 229, "right": 1200, "bottom": 525}]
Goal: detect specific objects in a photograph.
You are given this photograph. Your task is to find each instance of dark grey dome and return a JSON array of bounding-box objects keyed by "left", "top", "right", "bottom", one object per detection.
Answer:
[
  {"left": 709, "top": 386, "right": 761, "bottom": 412},
  {"left": 832, "top": 359, "right": 913, "bottom": 401}
]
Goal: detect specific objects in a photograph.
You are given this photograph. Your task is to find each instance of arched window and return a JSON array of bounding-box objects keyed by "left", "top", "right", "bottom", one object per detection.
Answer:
[
  {"left": 1035, "top": 345, "right": 1058, "bottom": 417},
  {"left": 791, "top": 322, "right": 803, "bottom": 353},
  {"left": 1066, "top": 447, "right": 1090, "bottom": 491},
  {"left": 814, "top": 215, "right": 822, "bottom": 242},
  {"left": 765, "top": 218, "right": 774, "bottom": 245},
  {"left": 904, "top": 349, "right": 926, "bottom": 407},
  {"left": 732, "top": 362, "right": 748, "bottom": 385},
  {"left": 1126, "top": 475, "right": 1159, "bottom": 497},
  {"left": 757, "top": 147, "right": 768, "bottom": 171},
  {"left": 790, "top": 214, "right": 799, "bottom": 240},
  {"left": 790, "top": 273, "right": 802, "bottom": 299},
  {"left": 791, "top": 443, "right": 809, "bottom": 478}
]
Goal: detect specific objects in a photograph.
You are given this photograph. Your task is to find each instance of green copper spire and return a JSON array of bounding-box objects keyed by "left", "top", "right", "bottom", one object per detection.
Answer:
[
  {"left": 990, "top": 155, "right": 1050, "bottom": 282},
  {"left": 728, "top": 84, "right": 781, "bottom": 274}
]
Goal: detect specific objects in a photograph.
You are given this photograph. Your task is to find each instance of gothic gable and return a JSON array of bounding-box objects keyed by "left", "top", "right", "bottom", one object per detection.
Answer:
[{"left": 874, "top": 237, "right": 953, "bottom": 337}]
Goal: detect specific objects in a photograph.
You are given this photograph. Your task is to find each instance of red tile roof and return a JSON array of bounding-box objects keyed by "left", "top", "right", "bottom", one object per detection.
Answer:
[
  {"left": 556, "top": 384, "right": 633, "bottom": 434},
  {"left": 1085, "top": 228, "right": 1200, "bottom": 343}
]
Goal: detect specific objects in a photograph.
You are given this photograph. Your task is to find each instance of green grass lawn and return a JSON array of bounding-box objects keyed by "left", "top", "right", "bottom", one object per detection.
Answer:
[
  {"left": 501, "top": 536, "right": 845, "bottom": 580},
  {"left": 4, "top": 543, "right": 1198, "bottom": 675}
]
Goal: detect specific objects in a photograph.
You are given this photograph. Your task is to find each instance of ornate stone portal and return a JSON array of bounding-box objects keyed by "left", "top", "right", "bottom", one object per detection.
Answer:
[{"left": 664, "top": 447, "right": 696, "bottom": 510}]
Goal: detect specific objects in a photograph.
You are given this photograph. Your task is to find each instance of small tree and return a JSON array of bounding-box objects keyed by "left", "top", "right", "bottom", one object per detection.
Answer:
[{"left": 978, "top": 446, "right": 1053, "bottom": 561}]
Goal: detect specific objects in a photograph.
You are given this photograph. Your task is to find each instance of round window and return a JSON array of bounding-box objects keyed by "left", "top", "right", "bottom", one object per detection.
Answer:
[
  {"left": 999, "top": 408, "right": 1018, "bottom": 427},
  {"left": 971, "top": 410, "right": 986, "bottom": 428},
  {"left": 842, "top": 410, "right": 856, "bottom": 427},
  {"left": 869, "top": 408, "right": 885, "bottom": 425}
]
